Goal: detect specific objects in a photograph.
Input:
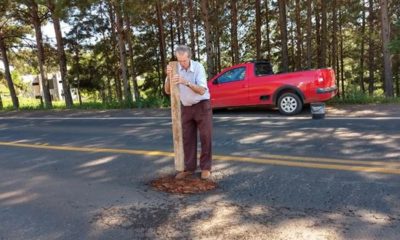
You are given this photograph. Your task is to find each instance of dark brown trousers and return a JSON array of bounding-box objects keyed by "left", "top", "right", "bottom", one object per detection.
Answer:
[{"left": 181, "top": 100, "right": 213, "bottom": 171}]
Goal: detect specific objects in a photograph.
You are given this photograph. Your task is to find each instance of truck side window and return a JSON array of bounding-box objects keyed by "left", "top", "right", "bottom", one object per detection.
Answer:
[
  {"left": 255, "top": 62, "right": 273, "bottom": 76},
  {"left": 218, "top": 67, "right": 246, "bottom": 84}
]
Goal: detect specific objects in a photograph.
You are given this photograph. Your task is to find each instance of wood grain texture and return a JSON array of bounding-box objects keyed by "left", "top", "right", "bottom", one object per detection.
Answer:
[{"left": 169, "top": 61, "right": 185, "bottom": 171}]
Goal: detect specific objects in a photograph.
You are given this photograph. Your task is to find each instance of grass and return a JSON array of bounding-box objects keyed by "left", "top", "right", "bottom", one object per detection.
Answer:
[
  {"left": 0, "top": 96, "right": 171, "bottom": 111},
  {"left": 328, "top": 91, "right": 400, "bottom": 105},
  {"left": 1, "top": 91, "right": 399, "bottom": 112}
]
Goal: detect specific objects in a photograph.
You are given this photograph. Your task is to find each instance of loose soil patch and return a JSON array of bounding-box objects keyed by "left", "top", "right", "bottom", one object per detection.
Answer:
[{"left": 150, "top": 175, "right": 217, "bottom": 194}]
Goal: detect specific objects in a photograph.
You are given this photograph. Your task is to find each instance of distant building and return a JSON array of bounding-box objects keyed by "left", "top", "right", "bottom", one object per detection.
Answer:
[
  {"left": 1, "top": 60, "right": 77, "bottom": 102},
  {"left": 22, "top": 73, "right": 78, "bottom": 101}
]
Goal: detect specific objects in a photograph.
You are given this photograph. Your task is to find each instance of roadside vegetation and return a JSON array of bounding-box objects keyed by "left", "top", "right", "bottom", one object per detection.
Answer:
[{"left": 1, "top": 92, "right": 399, "bottom": 112}]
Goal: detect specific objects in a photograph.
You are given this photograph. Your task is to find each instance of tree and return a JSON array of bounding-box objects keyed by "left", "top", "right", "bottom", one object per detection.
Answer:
[
  {"left": 230, "top": 0, "right": 239, "bottom": 65},
  {"left": 0, "top": 35, "right": 19, "bottom": 109},
  {"left": 2, "top": 0, "right": 400, "bottom": 108},
  {"left": 26, "top": 0, "right": 52, "bottom": 108},
  {"left": 305, "top": 0, "right": 312, "bottom": 69},
  {"left": 331, "top": 0, "right": 338, "bottom": 87},
  {"left": 367, "top": 0, "right": 375, "bottom": 95},
  {"left": 264, "top": 0, "right": 272, "bottom": 61},
  {"left": 47, "top": 0, "right": 73, "bottom": 108},
  {"left": 390, "top": 20, "right": 400, "bottom": 96},
  {"left": 200, "top": 0, "right": 215, "bottom": 77},
  {"left": 155, "top": 0, "right": 166, "bottom": 82},
  {"left": 113, "top": 0, "right": 131, "bottom": 104},
  {"left": 380, "top": 0, "right": 393, "bottom": 97},
  {"left": 0, "top": 1, "right": 20, "bottom": 110},
  {"left": 294, "top": 0, "right": 302, "bottom": 70},
  {"left": 255, "top": 0, "right": 261, "bottom": 60},
  {"left": 107, "top": 0, "right": 123, "bottom": 103},
  {"left": 359, "top": 0, "right": 366, "bottom": 93},
  {"left": 188, "top": 0, "right": 196, "bottom": 59},
  {"left": 124, "top": 10, "right": 140, "bottom": 102},
  {"left": 320, "top": 0, "right": 327, "bottom": 68},
  {"left": 278, "top": 0, "right": 289, "bottom": 72}
]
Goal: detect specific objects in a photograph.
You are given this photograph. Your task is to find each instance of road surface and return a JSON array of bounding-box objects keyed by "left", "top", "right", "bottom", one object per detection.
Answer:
[{"left": 0, "top": 105, "right": 399, "bottom": 239}]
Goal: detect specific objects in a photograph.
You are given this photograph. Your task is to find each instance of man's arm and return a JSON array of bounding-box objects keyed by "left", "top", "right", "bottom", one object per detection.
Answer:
[
  {"left": 190, "top": 63, "right": 207, "bottom": 95},
  {"left": 172, "top": 75, "right": 206, "bottom": 95},
  {"left": 186, "top": 80, "right": 206, "bottom": 95}
]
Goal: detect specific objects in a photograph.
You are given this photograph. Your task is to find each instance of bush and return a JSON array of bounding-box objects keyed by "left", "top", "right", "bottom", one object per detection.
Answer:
[{"left": 328, "top": 90, "right": 400, "bottom": 104}]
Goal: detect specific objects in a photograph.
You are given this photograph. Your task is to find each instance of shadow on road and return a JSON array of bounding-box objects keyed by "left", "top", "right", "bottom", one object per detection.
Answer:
[{"left": 0, "top": 110, "right": 399, "bottom": 239}]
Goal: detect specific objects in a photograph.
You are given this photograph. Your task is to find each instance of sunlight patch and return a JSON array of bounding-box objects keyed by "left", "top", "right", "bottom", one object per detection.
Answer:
[{"left": 80, "top": 156, "right": 117, "bottom": 168}]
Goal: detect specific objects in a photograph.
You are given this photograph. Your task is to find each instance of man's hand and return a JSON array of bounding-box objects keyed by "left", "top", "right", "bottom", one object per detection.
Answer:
[{"left": 166, "top": 65, "right": 172, "bottom": 78}]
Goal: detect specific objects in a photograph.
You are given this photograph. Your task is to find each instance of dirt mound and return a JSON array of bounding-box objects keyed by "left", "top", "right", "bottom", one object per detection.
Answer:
[{"left": 150, "top": 175, "right": 217, "bottom": 194}]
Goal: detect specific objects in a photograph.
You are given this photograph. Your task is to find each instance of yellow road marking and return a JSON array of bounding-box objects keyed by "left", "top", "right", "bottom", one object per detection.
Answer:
[
  {"left": 0, "top": 141, "right": 399, "bottom": 175},
  {"left": 255, "top": 153, "right": 400, "bottom": 168}
]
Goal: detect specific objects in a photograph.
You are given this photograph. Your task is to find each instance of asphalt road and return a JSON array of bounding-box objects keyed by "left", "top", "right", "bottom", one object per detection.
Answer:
[{"left": 0, "top": 106, "right": 399, "bottom": 239}]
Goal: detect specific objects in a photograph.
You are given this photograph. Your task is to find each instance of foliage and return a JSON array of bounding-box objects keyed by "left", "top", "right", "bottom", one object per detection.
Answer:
[
  {"left": 328, "top": 91, "right": 400, "bottom": 104},
  {"left": 390, "top": 20, "right": 400, "bottom": 54}
]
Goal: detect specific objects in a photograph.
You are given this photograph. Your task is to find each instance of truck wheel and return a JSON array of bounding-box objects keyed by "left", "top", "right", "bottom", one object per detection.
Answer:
[{"left": 278, "top": 92, "right": 303, "bottom": 115}]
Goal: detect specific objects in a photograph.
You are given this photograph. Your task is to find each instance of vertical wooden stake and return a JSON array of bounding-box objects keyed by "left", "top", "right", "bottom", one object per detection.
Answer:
[{"left": 169, "top": 61, "right": 185, "bottom": 171}]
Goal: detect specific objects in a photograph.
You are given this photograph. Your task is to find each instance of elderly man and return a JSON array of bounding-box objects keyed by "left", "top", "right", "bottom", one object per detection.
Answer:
[{"left": 165, "top": 45, "right": 212, "bottom": 180}]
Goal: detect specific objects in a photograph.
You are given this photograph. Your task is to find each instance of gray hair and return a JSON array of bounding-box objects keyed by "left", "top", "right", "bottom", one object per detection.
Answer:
[{"left": 175, "top": 45, "right": 192, "bottom": 58}]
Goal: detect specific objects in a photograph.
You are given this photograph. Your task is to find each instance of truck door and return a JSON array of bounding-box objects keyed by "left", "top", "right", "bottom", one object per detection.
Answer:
[{"left": 210, "top": 67, "right": 248, "bottom": 108}]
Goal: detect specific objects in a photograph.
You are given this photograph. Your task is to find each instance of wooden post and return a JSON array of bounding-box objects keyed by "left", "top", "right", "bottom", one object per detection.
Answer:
[{"left": 168, "top": 61, "right": 185, "bottom": 171}]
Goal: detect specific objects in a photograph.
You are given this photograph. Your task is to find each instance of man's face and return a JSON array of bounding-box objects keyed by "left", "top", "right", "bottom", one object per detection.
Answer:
[{"left": 176, "top": 52, "right": 190, "bottom": 70}]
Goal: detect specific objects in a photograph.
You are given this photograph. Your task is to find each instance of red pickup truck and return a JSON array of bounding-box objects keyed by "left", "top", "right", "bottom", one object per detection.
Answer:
[{"left": 207, "top": 61, "right": 338, "bottom": 115}]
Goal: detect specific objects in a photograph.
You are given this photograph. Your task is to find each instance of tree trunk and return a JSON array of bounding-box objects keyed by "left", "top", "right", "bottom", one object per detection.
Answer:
[
  {"left": 359, "top": 0, "right": 366, "bottom": 93},
  {"left": 380, "top": 0, "right": 393, "bottom": 97},
  {"left": 107, "top": 77, "right": 113, "bottom": 102},
  {"left": 255, "top": 0, "right": 261, "bottom": 59},
  {"left": 332, "top": 0, "right": 338, "bottom": 82},
  {"left": 169, "top": 17, "right": 175, "bottom": 57},
  {"left": 278, "top": 0, "right": 289, "bottom": 72},
  {"left": 290, "top": 18, "right": 295, "bottom": 71},
  {"left": 47, "top": 0, "right": 73, "bottom": 108},
  {"left": 188, "top": 0, "right": 196, "bottom": 59},
  {"left": 320, "top": 0, "right": 327, "bottom": 68},
  {"left": 108, "top": 1, "right": 122, "bottom": 103},
  {"left": 315, "top": 1, "right": 321, "bottom": 68},
  {"left": 214, "top": 0, "right": 221, "bottom": 72},
  {"left": 368, "top": 0, "right": 375, "bottom": 95},
  {"left": 156, "top": 0, "right": 167, "bottom": 81},
  {"left": 306, "top": 0, "right": 312, "bottom": 69},
  {"left": 31, "top": 0, "right": 52, "bottom": 108},
  {"left": 74, "top": 48, "right": 82, "bottom": 105},
  {"left": 0, "top": 34, "right": 19, "bottom": 109},
  {"left": 179, "top": 0, "right": 186, "bottom": 44},
  {"left": 295, "top": 0, "right": 302, "bottom": 70},
  {"left": 200, "top": 0, "right": 215, "bottom": 77},
  {"left": 195, "top": 0, "right": 200, "bottom": 60},
  {"left": 124, "top": 14, "right": 140, "bottom": 102},
  {"left": 265, "top": 0, "right": 271, "bottom": 60},
  {"left": 230, "top": 0, "right": 239, "bottom": 65},
  {"left": 339, "top": 6, "right": 344, "bottom": 98},
  {"left": 114, "top": 1, "right": 131, "bottom": 104}
]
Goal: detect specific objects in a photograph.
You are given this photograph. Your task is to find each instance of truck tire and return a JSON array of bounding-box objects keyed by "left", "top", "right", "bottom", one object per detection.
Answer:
[{"left": 277, "top": 92, "right": 303, "bottom": 115}]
